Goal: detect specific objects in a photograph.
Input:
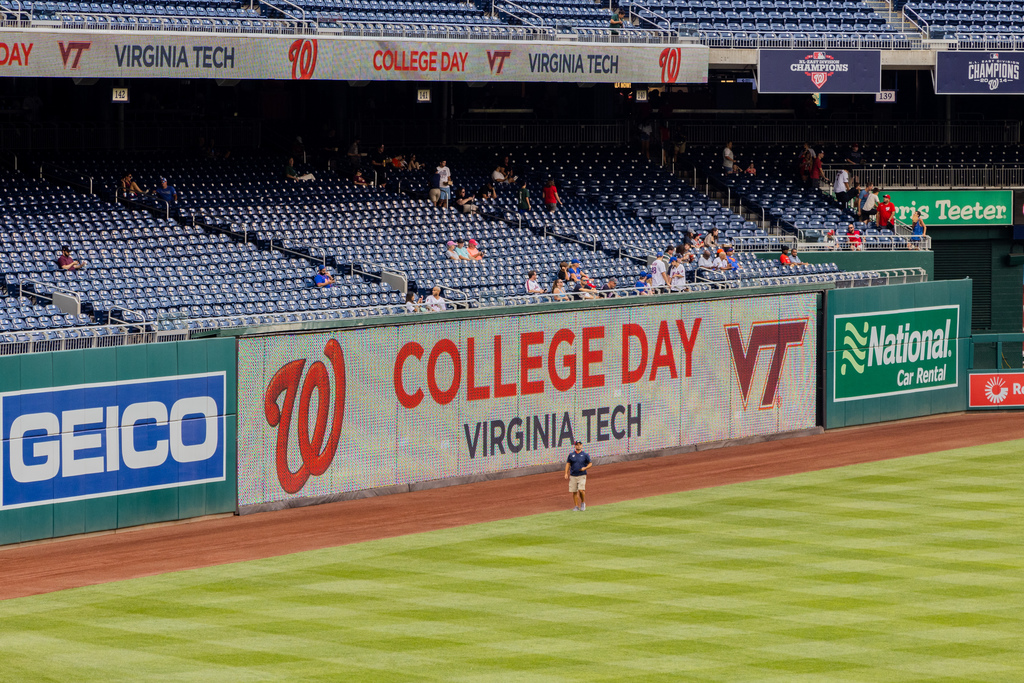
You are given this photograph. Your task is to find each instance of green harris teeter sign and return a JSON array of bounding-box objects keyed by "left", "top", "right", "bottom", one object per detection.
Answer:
[
  {"left": 834, "top": 305, "right": 959, "bottom": 402},
  {"left": 884, "top": 190, "right": 1013, "bottom": 226}
]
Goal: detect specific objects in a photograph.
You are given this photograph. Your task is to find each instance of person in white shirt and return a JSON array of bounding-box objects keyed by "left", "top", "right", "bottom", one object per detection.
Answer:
[
  {"left": 697, "top": 249, "right": 715, "bottom": 269},
  {"left": 833, "top": 167, "right": 851, "bottom": 203},
  {"left": 425, "top": 286, "right": 447, "bottom": 312},
  {"left": 669, "top": 256, "right": 688, "bottom": 291},
  {"left": 712, "top": 250, "right": 731, "bottom": 270},
  {"left": 436, "top": 160, "right": 451, "bottom": 187},
  {"left": 650, "top": 253, "right": 668, "bottom": 289},
  {"left": 525, "top": 270, "right": 544, "bottom": 295},
  {"left": 404, "top": 291, "right": 423, "bottom": 313},
  {"left": 491, "top": 165, "right": 515, "bottom": 183},
  {"left": 444, "top": 241, "right": 461, "bottom": 262},
  {"left": 722, "top": 141, "right": 735, "bottom": 173}
]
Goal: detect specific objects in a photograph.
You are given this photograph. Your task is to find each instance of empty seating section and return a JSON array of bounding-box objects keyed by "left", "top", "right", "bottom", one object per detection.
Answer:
[
  {"left": 0, "top": 145, "right": 878, "bottom": 334},
  {"left": 904, "top": 0, "right": 1024, "bottom": 37},
  {"left": 0, "top": 0, "right": 908, "bottom": 38},
  {"left": 623, "top": 0, "right": 899, "bottom": 34}
]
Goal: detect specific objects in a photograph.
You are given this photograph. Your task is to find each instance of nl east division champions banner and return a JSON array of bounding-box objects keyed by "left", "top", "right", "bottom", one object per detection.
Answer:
[
  {"left": 757, "top": 49, "right": 881, "bottom": 94},
  {"left": 237, "top": 294, "right": 817, "bottom": 507},
  {"left": 0, "top": 31, "right": 708, "bottom": 83},
  {"left": 936, "top": 52, "right": 1024, "bottom": 95}
]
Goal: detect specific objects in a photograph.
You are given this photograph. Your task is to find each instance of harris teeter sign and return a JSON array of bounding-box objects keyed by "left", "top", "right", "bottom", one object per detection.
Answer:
[
  {"left": 834, "top": 306, "right": 959, "bottom": 402},
  {"left": 883, "top": 190, "right": 1013, "bottom": 227}
]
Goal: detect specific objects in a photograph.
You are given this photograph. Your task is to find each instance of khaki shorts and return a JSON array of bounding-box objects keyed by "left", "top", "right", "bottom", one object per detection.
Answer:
[
  {"left": 428, "top": 188, "right": 441, "bottom": 203},
  {"left": 569, "top": 475, "right": 586, "bottom": 492}
]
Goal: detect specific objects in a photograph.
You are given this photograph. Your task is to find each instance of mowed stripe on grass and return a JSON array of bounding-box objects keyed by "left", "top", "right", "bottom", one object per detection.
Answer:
[{"left": 1, "top": 440, "right": 1022, "bottom": 682}]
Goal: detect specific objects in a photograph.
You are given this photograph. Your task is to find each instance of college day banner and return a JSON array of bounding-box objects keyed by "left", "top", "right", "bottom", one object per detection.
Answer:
[
  {"left": 237, "top": 293, "right": 818, "bottom": 507},
  {"left": 0, "top": 30, "right": 708, "bottom": 83}
]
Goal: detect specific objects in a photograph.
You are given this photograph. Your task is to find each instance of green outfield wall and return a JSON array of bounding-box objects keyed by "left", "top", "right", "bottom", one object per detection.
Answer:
[
  {"left": 824, "top": 279, "right": 973, "bottom": 429},
  {"left": 0, "top": 338, "right": 237, "bottom": 546}
]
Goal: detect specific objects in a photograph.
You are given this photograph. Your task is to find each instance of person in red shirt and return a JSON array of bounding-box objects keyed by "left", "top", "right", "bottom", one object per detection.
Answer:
[
  {"left": 779, "top": 247, "right": 792, "bottom": 264},
  {"left": 847, "top": 223, "right": 863, "bottom": 251},
  {"left": 810, "top": 151, "right": 824, "bottom": 189},
  {"left": 543, "top": 178, "right": 562, "bottom": 213},
  {"left": 56, "top": 246, "right": 84, "bottom": 271},
  {"left": 876, "top": 194, "right": 897, "bottom": 229}
]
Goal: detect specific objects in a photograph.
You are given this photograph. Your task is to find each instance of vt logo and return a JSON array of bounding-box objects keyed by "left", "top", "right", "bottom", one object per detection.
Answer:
[
  {"left": 59, "top": 41, "right": 91, "bottom": 69},
  {"left": 725, "top": 320, "right": 808, "bottom": 410},
  {"left": 487, "top": 50, "right": 511, "bottom": 74}
]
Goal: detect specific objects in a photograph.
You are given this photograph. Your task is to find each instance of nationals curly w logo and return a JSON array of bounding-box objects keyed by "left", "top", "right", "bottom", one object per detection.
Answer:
[
  {"left": 659, "top": 47, "right": 681, "bottom": 84},
  {"left": 264, "top": 339, "right": 345, "bottom": 493},
  {"left": 288, "top": 39, "right": 318, "bottom": 80}
]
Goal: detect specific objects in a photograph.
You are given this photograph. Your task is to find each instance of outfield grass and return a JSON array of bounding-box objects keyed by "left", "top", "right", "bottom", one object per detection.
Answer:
[{"left": 2, "top": 440, "right": 1023, "bottom": 682}]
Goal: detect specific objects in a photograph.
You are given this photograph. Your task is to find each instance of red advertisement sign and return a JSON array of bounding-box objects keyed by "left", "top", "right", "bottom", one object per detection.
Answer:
[{"left": 968, "top": 372, "right": 1024, "bottom": 408}]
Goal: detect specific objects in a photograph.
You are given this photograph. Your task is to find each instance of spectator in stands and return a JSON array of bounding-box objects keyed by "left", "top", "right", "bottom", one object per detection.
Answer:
[
  {"left": 745, "top": 161, "right": 757, "bottom": 176},
  {"left": 371, "top": 144, "right": 389, "bottom": 185},
  {"left": 478, "top": 181, "right": 496, "bottom": 199},
  {"left": 439, "top": 176, "right": 452, "bottom": 208},
  {"left": 722, "top": 141, "right": 735, "bottom": 174},
  {"left": 724, "top": 246, "right": 740, "bottom": 270},
  {"left": 635, "top": 272, "right": 652, "bottom": 295},
  {"left": 650, "top": 252, "right": 668, "bottom": 290},
  {"left": 314, "top": 266, "right": 335, "bottom": 287},
  {"left": 697, "top": 249, "right": 715, "bottom": 269},
  {"left": 119, "top": 173, "right": 145, "bottom": 197},
  {"left": 517, "top": 179, "right": 531, "bottom": 214},
  {"left": 847, "top": 223, "right": 864, "bottom": 251},
  {"left": 798, "top": 142, "right": 815, "bottom": 185},
  {"left": 455, "top": 188, "right": 478, "bottom": 214},
  {"left": 566, "top": 259, "right": 584, "bottom": 284},
  {"left": 56, "top": 246, "right": 83, "bottom": 271},
  {"left": 404, "top": 291, "right": 423, "bottom": 313},
  {"left": 857, "top": 182, "right": 874, "bottom": 218},
  {"left": 861, "top": 187, "right": 880, "bottom": 220},
  {"left": 346, "top": 138, "right": 361, "bottom": 167},
  {"left": 833, "top": 166, "right": 852, "bottom": 204},
  {"left": 429, "top": 169, "right": 443, "bottom": 207},
  {"left": 789, "top": 247, "right": 802, "bottom": 264},
  {"left": 704, "top": 227, "right": 720, "bottom": 252},
  {"left": 543, "top": 179, "right": 563, "bottom": 213},
  {"left": 492, "top": 165, "right": 515, "bottom": 184},
  {"left": 154, "top": 177, "right": 177, "bottom": 204},
  {"left": 390, "top": 155, "right": 407, "bottom": 169},
  {"left": 466, "top": 239, "right": 484, "bottom": 260},
  {"left": 455, "top": 239, "right": 472, "bottom": 260},
  {"left": 845, "top": 143, "right": 863, "bottom": 166},
  {"left": 713, "top": 249, "right": 731, "bottom": 270},
  {"left": 353, "top": 170, "right": 370, "bottom": 187},
  {"left": 779, "top": 247, "right": 792, "bottom": 265},
  {"left": 639, "top": 121, "right": 653, "bottom": 160},
  {"left": 578, "top": 276, "right": 599, "bottom": 299},
  {"left": 601, "top": 277, "right": 618, "bottom": 297},
  {"left": 425, "top": 286, "right": 447, "bottom": 312},
  {"left": 610, "top": 7, "right": 625, "bottom": 32},
  {"left": 551, "top": 279, "right": 569, "bottom": 301},
  {"left": 810, "top": 151, "right": 824, "bottom": 189},
  {"left": 445, "top": 241, "right": 461, "bottom": 262},
  {"left": 669, "top": 256, "right": 688, "bottom": 291},
  {"left": 877, "top": 194, "right": 897, "bottom": 230},
  {"left": 910, "top": 211, "right": 927, "bottom": 248},
  {"left": 285, "top": 158, "right": 315, "bottom": 181},
  {"left": 436, "top": 160, "right": 451, "bottom": 188},
  {"left": 407, "top": 154, "right": 423, "bottom": 171},
  {"left": 526, "top": 270, "right": 544, "bottom": 295}
]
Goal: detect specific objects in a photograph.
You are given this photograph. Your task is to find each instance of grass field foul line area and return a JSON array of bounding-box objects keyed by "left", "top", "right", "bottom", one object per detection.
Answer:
[{"left": 1, "top": 439, "right": 1022, "bottom": 681}]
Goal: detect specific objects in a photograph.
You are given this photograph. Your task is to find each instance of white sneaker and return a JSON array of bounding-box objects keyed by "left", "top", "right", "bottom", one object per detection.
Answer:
[
  {"left": 572, "top": 506, "right": 580, "bottom": 512},
  {"left": 580, "top": 503, "right": 586, "bottom": 511}
]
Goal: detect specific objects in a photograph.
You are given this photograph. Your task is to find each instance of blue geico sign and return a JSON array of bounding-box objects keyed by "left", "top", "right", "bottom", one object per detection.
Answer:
[{"left": 1, "top": 373, "right": 226, "bottom": 510}]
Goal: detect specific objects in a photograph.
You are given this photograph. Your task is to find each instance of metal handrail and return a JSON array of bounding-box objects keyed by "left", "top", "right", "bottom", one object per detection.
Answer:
[
  {"left": 18, "top": 279, "right": 84, "bottom": 304},
  {"left": 491, "top": 0, "right": 549, "bottom": 32},
  {"left": 626, "top": 0, "right": 673, "bottom": 31},
  {"left": 699, "top": 30, "right": 924, "bottom": 50},
  {"left": 55, "top": 11, "right": 305, "bottom": 34}
]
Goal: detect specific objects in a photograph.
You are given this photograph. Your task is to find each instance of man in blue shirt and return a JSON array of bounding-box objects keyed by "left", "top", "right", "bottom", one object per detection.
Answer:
[
  {"left": 154, "top": 177, "right": 177, "bottom": 204},
  {"left": 564, "top": 440, "right": 592, "bottom": 511},
  {"left": 314, "top": 266, "right": 335, "bottom": 288}
]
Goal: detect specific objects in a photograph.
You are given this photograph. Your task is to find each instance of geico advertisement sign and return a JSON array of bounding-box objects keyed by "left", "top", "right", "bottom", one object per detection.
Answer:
[
  {"left": 1, "top": 373, "right": 226, "bottom": 510},
  {"left": 833, "top": 305, "right": 959, "bottom": 402},
  {"left": 969, "top": 373, "right": 1024, "bottom": 408},
  {"left": 238, "top": 295, "right": 817, "bottom": 506},
  {"left": 0, "top": 30, "right": 708, "bottom": 84}
]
